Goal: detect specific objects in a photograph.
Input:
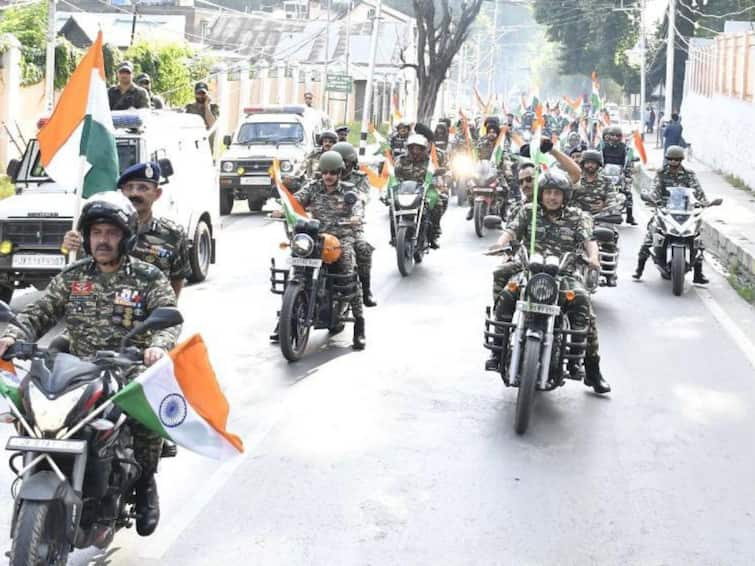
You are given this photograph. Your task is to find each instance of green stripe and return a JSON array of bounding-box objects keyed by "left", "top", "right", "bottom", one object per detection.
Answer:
[
  {"left": 111, "top": 381, "right": 170, "bottom": 439},
  {"left": 0, "top": 380, "right": 21, "bottom": 411},
  {"left": 80, "top": 115, "right": 119, "bottom": 198}
]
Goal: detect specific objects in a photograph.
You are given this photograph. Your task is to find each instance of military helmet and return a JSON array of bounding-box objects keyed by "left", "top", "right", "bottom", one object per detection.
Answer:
[
  {"left": 320, "top": 130, "right": 338, "bottom": 143},
  {"left": 665, "top": 145, "right": 685, "bottom": 160},
  {"left": 538, "top": 171, "right": 573, "bottom": 204},
  {"left": 406, "top": 134, "right": 428, "bottom": 149},
  {"left": 332, "top": 141, "right": 358, "bottom": 165},
  {"left": 567, "top": 131, "right": 580, "bottom": 145},
  {"left": 78, "top": 191, "right": 138, "bottom": 256},
  {"left": 581, "top": 149, "right": 603, "bottom": 167},
  {"left": 318, "top": 150, "right": 345, "bottom": 172},
  {"left": 484, "top": 116, "right": 500, "bottom": 129},
  {"left": 604, "top": 125, "right": 622, "bottom": 137},
  {"left": 396, "top": 121, "right": 410, "bottom": 129}
]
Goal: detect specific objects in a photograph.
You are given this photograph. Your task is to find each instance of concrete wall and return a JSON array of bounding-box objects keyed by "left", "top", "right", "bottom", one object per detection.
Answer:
[{"left": 680, "top": 91, "right": 755, "bottom": 188}]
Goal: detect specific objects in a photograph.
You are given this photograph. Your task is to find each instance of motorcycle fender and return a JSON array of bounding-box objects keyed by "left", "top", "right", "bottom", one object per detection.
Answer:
[
  {"left": 667, "top": 241, "right": 688, "bottom": 265},
  {"left": 12, "top": 471, "right": 82, "bottom": 543}
]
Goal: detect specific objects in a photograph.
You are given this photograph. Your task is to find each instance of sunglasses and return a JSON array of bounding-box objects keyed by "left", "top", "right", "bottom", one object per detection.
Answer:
[
  {"left": 667, "top": 158, "right": 682, "bottom": 163},
  {"left": 519, "top": 176, "right": 534, "bottom": 183},
  {"left": 321, "top": 170, "right": 339, "bottom": 176}
]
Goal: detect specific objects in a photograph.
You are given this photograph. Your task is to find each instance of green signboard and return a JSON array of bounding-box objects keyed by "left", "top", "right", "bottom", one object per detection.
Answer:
[{"left": 326, "top": 73, "right": 353, "bottom": 93}]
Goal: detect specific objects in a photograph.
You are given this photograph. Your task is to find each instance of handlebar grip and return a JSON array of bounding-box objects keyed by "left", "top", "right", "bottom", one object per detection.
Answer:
[{"left": 2, "top": 342, "right": 36, "bottom": 361}]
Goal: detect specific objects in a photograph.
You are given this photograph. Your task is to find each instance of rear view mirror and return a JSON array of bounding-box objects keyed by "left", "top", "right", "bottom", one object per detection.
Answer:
[
  {"left": 5, "top": 159, "right": 20, "bottom": 182},
  {"left": 223, "top": 134, "right": 232, "bottom": 147},
  {"left": 483, "top": 215, "right": 503, "bottom": 230},
  {"left": 158, "top": 158, "right": 174, "bottom": 179},
  {"left": 343, "top": 191, "right": 358, "bottom": 206},
  {"left": 120, "top": 307, "right": 183, "bottom": 350},
  {"left": 0, "top": 301, "right": 24, "bottom": 332}
]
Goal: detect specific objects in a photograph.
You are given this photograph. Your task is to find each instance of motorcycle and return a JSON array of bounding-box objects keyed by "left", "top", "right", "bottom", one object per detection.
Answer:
[
  {"left": 449, "top": 148, "right": 475, "bottom": 206},
  {"left": 0, "top": 303, "right": 183, "bottom": 565},
  {"left": 589, "top": 194, "right": 626, "bottom": 289},
  {"left": 270, "top": 213, "right": 361, "bottom": 361},
  {"left": 483, "top": 244, "right": 589, "bottom": 434},
  {"left": 387, "top": 177, "right": 439, "bottom": 277},
  {"left": 470, "top": 160, "right": 508, "bottom": 238},
  {"left": 644, "top": 186, "right": 722, "bottom": 296}
]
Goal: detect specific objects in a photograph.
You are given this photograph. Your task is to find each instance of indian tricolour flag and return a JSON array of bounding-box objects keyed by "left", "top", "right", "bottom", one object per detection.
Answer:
[
  {"left": 271, "top": 158, "right": 309, "bottom": 228},
  {"left": 112, "top": 335, "right": 243, "bottom": 460},
  {"left": 38, "top": 31, "right": 117, "bottom": 198}
]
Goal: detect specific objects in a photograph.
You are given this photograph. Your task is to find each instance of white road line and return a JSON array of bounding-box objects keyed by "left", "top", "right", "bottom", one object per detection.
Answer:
[{"left": 694, "top": 285, "right": 755, "bottom": 371}]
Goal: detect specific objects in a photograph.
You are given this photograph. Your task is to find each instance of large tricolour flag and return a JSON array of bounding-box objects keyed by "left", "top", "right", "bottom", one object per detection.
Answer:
[
  {"left": 38, "top": 32, "right": 117, "bottom": 198},
  {"left": 112, "top": 334, "right": 243, "bottom": 460},
  {"left": 271, "top": 158, "right": 309, "bottom": 228}
]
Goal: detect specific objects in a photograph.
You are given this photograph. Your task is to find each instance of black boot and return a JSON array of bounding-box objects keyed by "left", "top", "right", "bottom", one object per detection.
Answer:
[
  {"left": 269, "top": 320, "right": 280, "bottom": 342},
  {"left": 632, "top": 256, "right": 647, "bottom": 280},
  {"left": 466, "top": 206, "right": 474, "bottom": 221},
  {"left": 135, "top": 474, "right": 160, "bottom": 536},
  {"left": 360, "top": 272, "right": 377, "bottom": 307},
  {"left": 625, "top": 206, "right": 638, "bottom": 226},
  {"left": 693, "top": 261, "right": 709, "bottom": 284},
  {"left": 352, "top": 317, "right": 366, "bottom": 350},
  {"left": 584, "top": 356, "right": 611, "bottom": 394}
]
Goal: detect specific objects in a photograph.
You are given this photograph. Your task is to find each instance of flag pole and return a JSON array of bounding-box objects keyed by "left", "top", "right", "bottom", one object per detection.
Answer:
[{"left": 62, "top": 155, "right": 89, "bottom": 262}]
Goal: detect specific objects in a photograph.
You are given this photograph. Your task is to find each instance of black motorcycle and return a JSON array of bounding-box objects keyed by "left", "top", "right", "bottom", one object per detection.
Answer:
[
  {"left": 388, "top": 178, "right": 439, "bottom": 277},
  {"left": 0, "top": 302, "right": 182, "bottom": 565},
  {"left": 484, "top": 247, "right": 588, "bottom": 434},
  {"left": 271, "top": 215, "right": 360, "bottom": 362},
  {"left": 589, "top": 195, "right": 625, "bottom": 289},
  {"left": 470, "top": 160, "right": 508, "bottom": 238}
]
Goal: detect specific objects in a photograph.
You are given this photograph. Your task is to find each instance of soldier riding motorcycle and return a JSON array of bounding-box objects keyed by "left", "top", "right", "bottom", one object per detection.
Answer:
[{"left": 600, "top": 125, "right": 637, "bottom": 225}]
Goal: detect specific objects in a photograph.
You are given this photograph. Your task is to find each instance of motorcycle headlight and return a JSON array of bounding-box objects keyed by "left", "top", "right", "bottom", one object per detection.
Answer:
[
  {"left": 280, "top": 160, "right": 294, "bottom": 172},
  {"left": 221, "top": 161, "right": 235, "bottom": 173},
  {"left": 527, "top": 273, "right": 559, "bottom": 304},
  {"left": 291, "top": 233, "right": 314, "bottom": 257},
  {"left": 29, "top": 382, "right": 87, "bottom": 434},
  {"left": 397, "top": 194, "right": 418, "bottom": 208}
]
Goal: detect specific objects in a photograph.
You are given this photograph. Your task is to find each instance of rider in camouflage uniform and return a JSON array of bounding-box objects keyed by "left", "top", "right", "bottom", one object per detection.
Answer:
[
  {"left": 389, "top": 122, "right": 411, "bottom": 159},
  {"left": 332, "top": 141, "right": 377, "bottom": 307},
  {"left": 468, "top": 116, "right": 511, "bottom": 221},
  {"left": 0, "top": 193, "right": 179, "bottom": 537},
  {"left": 633, "top": 145, "right": 710, "bottom": 283},
  {"left": 293, "top": 151, "right": 366, "bottom": 349},
  {"left": 600, "top": 125, "right": 637, "bottom": 225},
  {"left": 572, "top": 150, "right": 616, "bottom": 214},
  {"left": 488, "top": 171, "right": 610, "bottom": 394}
]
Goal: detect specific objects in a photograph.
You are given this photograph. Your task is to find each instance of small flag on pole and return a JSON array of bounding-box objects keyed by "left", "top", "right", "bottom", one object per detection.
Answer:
[{"left": 271, "top": 159, "right": 309, "bottom": 227}]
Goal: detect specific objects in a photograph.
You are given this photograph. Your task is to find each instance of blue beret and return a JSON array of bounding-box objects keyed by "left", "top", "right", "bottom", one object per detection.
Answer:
[{"left": 118, "top": 162, "right": 161, "bottom": 187}]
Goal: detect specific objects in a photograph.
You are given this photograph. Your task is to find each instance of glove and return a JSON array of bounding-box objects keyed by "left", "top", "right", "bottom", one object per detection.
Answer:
[{"left": 540, "top": 137, "right": 554, "bottom": 153}]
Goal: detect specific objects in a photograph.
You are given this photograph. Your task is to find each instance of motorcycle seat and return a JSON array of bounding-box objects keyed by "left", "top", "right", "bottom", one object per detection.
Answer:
[{"left": 593, "top": 226, "right": 618, "bottom": 243}]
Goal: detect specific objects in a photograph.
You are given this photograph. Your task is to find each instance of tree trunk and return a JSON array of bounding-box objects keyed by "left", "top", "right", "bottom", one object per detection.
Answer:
[{"left": 417, "top": 71, "right": 444, "bottom": 125}]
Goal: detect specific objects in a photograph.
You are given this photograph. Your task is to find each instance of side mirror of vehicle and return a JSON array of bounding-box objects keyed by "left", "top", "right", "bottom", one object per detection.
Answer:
[
  {"left": 119, "top": 307, "right": 183, "bottom": 351},
  {"left": 6, "top": 159, "right": 20, "bottom": 182},
  {"left": 343, "top": 191, "right": 359, "bottom": 206},
  {"left": 483, "top": 215, "right": 503, "bottom": 230},
  {"left": 157, "top": 158, "right": 174, "bottom": 179},
  {"left": 709, "top": 198, "right": 723, "bottom": 207},
  {"left": 223, "top": 134, "right": 232, "bottom": 147}
]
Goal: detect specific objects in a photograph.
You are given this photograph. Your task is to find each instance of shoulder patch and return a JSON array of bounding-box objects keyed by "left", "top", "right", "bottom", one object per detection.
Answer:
[
  {"left": 129, "top": 257, "right": 163, "bottom": 281},
  {"left": 156, "top": 217, "right": 186, "bottom": 237}
]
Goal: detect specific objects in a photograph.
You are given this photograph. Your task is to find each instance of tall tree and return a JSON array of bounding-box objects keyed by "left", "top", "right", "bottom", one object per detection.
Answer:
[{"left": 402, "top": 0, "right": 485, "bottom": 124}]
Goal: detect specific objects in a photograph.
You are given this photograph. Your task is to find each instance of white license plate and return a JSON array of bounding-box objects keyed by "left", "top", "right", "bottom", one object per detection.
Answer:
[
  {"left": 519, "top": 302, "right": 561, "bottom": 315},
  {"left": 289, "top": 257, "right": 322, "bottom": 268},
  {"left": 11, "top": 254, "right": 66, "bottom": 269},
  {"left": 240, "top": 176, "right": 270, "bottom": 186},
  {"left": 6, "top": 436, "right": 86, "bottom": 454}
]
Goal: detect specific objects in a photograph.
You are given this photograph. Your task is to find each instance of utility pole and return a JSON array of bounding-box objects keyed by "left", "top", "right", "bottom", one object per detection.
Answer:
[
  {"left": 640, "top": 0, "right": 647, "bottom": 134},
  {"left": 455, "top": 44, "right": 465, "bottom": 113},
  {"left": 664, "top": 0, "right": 676, "bottom": 117},
  {"left": 487, "top": 0, "right": 498, "bottom": 99},
  {"left": 344, "top": 0, "right": 353, "bottom": 122},
  {"left": 358, "top": 0, "right": 382, "bottom": 156},
  {"left": 322, "top": 0, "right": 332, "bottom": 111},
  {"left": 44, "top": 0, "right": 56, "bottom": 112},
  {"left": 130, "top": 0, "right": 140, "bottom": 46}
]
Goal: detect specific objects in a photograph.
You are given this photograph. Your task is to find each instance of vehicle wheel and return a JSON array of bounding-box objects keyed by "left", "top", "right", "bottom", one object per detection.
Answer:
[
  {"left": 10, "top": 500, "right": 70, "bottom": 566},
  {"left": 474, "top": 200, "right": 488, "bottom": 238},
  {"left": 671, "top": 246, "right": 685, "bottom": 297},
  {"left": 0, "top": 284, "right": 13, "bottom": 305},
  {"left": 279, "top": 282, "right": 311, "bottom": 362},
  {"left": 396, "top": 226, "right": 415, "bottom": 277},
  {"left": 188, "top": 220, "right": 212, "bottom": 283},
  {"left": 219, "top": 191, "right": 234, "bottom": 216},
  {"left": 247, "top": 195, "right": 266, "bottom": 212},
  {"left": 514, "top": 336, "right": 541, "bottom": 435},
  {"left": 456, "top": 187, "right": 466, "bottom": 207}
]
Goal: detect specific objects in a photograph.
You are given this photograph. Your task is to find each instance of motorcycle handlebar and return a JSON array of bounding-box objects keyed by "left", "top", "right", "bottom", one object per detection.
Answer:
[{"left": 2, "top": 341, "right": 38, "bottom": 361}]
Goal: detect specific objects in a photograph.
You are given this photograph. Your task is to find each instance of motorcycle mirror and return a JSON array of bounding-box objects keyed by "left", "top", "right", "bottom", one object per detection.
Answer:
[
  {"left": 710, "top": 198, "right": 723, "bottom": 206},
  {"left": 0, "top": 300, "right": 23, "bottom": 329},
  {"left": 119, "top": 307, "right": 184, "bottom": 351},
  {"left": 483, "top": 215, "right": 504, "bottom": 230},
  {"left": 343, "top": 191, "right": 358, "bottom": 206},
  {"left": 158, "top": 158, "right": 174, "bottom": 179}
]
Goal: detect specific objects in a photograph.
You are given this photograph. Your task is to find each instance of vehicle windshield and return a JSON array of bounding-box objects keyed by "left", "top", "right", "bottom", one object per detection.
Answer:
[
  {"left": 23, "top": 140, "right": 138, "bottom": 182},
  {"left": 666, "top": 186, "right": 696, "bottom": 212},
  {"left": 603, "top": 164, "right": 622, "bottom": 178},
  {"left": 236, "top": 122, "right": 304, "bottom": 145}
]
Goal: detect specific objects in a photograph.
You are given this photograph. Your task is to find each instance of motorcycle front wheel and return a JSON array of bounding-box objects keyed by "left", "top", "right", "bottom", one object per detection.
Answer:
[
  {"left": 10, "top": 500, "right": 70, "bottom": 566},
  {"left": 474, "top": 200, "right": 488, "bottom": 238},
  {"left": 280, "top": 281, "right": 311, "bottom": 362},
  {"left": 515, "top": 336, "right": 541, "bottom": 434},
  {"left": 396, "top": 226, "right": 415, "bottom": 277},
  {"left": 671, "top": 246, "right": 685, "bottom": 297}
]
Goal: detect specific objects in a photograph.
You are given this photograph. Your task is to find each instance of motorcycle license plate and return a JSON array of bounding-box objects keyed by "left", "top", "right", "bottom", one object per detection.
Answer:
[
  {"left": 6, "top": 436, "right": 86, "bottom": 455},
  {"left": 11, "top": 254, "right": 66, "bottom": 269},
  {"left": 518, "top": 302, "right": 561, "bottom": 316},
  {"left": 288, "top": 257, "right": 322, "bottom": 268}
]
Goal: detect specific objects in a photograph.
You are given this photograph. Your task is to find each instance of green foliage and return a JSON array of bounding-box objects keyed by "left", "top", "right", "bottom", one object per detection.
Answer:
[
  {"left": 102, "top": 43, "right": 123, "bottom": 85},
  {"left": 0, "top": 176, "right": 14, "bottom": 200},
  {"left": 125, "top": 40, "right": 216, "bottom": 107},
  {"left": 54, "top": 39, "right": 80, "bottom": 90}
]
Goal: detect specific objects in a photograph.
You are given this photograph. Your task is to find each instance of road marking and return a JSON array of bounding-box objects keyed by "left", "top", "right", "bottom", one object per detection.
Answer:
[{"left": 694, "top": 285, "right": 755, "bottom": 371}]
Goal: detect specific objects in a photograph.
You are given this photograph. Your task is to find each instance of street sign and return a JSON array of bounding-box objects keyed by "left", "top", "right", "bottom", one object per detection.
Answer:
[{"left": 326, "top": 73, "right": 353, "bottom": 93}]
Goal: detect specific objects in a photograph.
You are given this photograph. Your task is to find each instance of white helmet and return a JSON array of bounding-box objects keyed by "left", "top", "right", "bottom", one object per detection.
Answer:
[{"left": 406, "top": 134, "right": 428, "bottom": 149}]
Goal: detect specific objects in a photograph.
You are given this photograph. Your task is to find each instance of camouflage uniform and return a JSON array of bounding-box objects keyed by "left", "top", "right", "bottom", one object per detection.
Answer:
[
  {"left": 3, "top": 256, "right": 179, "bottom": 474},
  {"left": 389, "top": 133, "right": 409, "bottom": 159},
  {"left": 344, "top": 170, "right": 374, "bottom": 276},
  {"left": 108, "top": 84, "right": 150, "bottom": 110},
  {"left": 638, "top": 165, "right": 707, "bottom": 260},
  {"left": 133, "top": 217, "right": 192, "bottom": 282},
  {"left": 493, "top": 204, "right": 600, "bottom": 357},
  {"left": 475, "top": 137, "right": 512, "bottom": 195},
  {"left": 294, "top": 180, "right": 364, "bottom": 318},
  {"left": 395, "top": 155, "right": 444, "bottom": 240},
  {"left": 572, "top": 173, "right": 616, "bottom": 214}
]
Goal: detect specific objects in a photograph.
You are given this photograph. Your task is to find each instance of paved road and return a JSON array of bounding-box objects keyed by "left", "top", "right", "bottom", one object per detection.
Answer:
[{"left": 0, "top": 194, "right": 754, "bottom": 565}]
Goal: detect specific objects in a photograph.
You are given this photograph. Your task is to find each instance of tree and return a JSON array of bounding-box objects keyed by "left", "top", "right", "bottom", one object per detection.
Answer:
[{"left": 402, "top": 0, "right": 485, "bottom": 124}]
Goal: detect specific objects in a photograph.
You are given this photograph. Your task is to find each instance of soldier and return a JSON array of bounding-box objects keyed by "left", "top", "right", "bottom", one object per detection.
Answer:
[
  {"left": 487, "top": 171, "right": 611, "bottom": 394},
  {"left": 335, "top": 124, "right": 350, "bottom": 143},
  {"left": 185, "top": 82, "right": 219, "bottom": 131},
  {"left": 108, "top": 61, "right": 150, "bottom": 111},
  {"left": 135, "top": 73, "right": 164, "bottom": 110},
  {"left": 62, "top": 162, "right": 191, "bottom": 298},
  {"left": 469, "top": 116, "right": 511, "bottom": 221},
  {"left": 572, "top": 149, "right": 616, "bottom": 215},
  {"left": 0, "top": 192, "right": 179, "bottom": 536},
  {"left": 291, "top": 151, "right": 366, "bottom": 349},
  {"left": 505, "top": 161, "right": 535, "bottom": 222},
  {"left": 389, "top": 121, "right": 411, "bottom": 159},
  {"left": 394, "top": 134, "right": 443, "bottom": 248},
  {"left": 600, "top": 125, "right": 637, "bottom": 225},
  {"left": 633, "top": 145, "right": 710, "bottom": 283},
  {"left": 332, "top": 142, "right": 377, "bottom": 307}
]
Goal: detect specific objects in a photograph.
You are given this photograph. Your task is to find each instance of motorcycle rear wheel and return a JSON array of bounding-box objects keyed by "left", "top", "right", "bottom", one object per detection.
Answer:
[
  {"left": 280, "top": 282, "right": 311, "bottom": 362},
  {"left": 671, "top": 246, "right": 685, "bottom": 297},
  {"left": 10, "top": 500, "right": 70, "bottom": 566},
  {"left": 474, "top": 200, "right": 488, "bottom": 238},
  {"left": 514, "top": 336, "right": 541, "bottom": 434},
  {"left": 396, "top": 226, "right": 415, "bottom": 277}
]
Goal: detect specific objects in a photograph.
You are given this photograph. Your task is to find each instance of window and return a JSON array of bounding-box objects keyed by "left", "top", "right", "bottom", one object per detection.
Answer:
[{"left": 236, "top": 122, "right": 304, "bottom": 145}]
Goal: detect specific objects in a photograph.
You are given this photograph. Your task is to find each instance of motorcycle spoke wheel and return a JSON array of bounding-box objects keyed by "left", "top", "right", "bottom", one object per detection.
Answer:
[{"left": 280, "top": 284, "right": 311, "bottom": 362}]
